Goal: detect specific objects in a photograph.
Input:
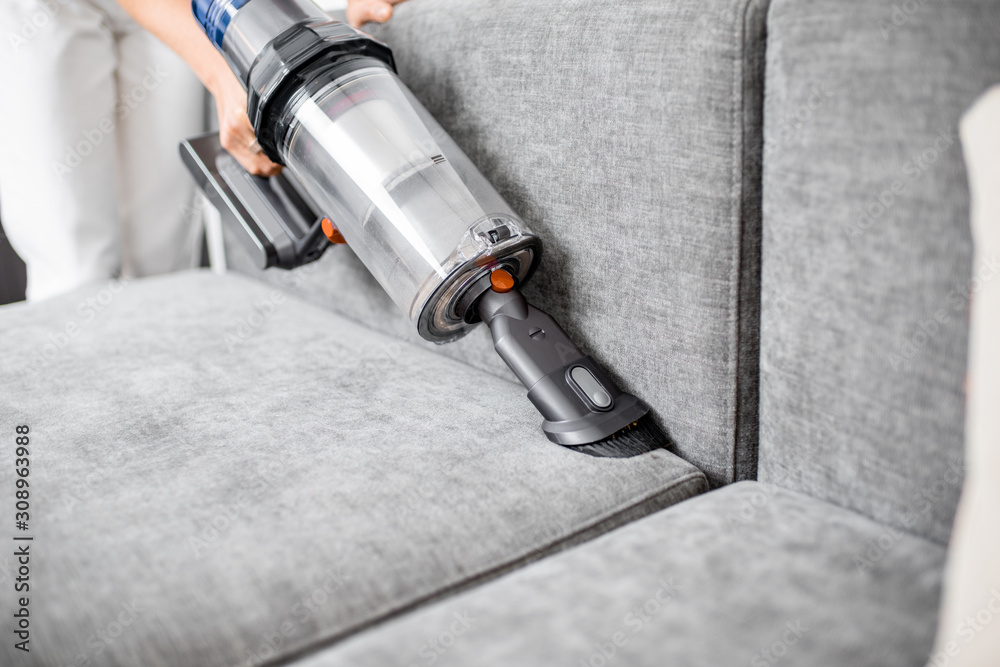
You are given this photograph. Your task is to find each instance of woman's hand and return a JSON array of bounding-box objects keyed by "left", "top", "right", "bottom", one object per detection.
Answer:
[
  {"left": 113, "top": 0, "right": 282, "bottom": 177},
  {"left": 210, "top": 72, "right": 283, "bottom": 177},
  {"left": 346, "top": 0, "right": 410, "bottom": 28},
  {"left": 217, "top": 0, "right": 413, "bottom": 172}
]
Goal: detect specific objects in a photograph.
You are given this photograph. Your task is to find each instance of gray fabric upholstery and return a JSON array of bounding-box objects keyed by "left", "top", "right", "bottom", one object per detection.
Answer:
[
  {"left": 0, "top": 271, "right": 706, "bottom": 666},
  {"left": 289, "top": 482, "right": 946, "bottom": 667},
  {"left": 758, "top": 0, "right": 1000, "bottom": 544},
  {"left": 226, "top": 0, "right": 768, "bottom": 486}
]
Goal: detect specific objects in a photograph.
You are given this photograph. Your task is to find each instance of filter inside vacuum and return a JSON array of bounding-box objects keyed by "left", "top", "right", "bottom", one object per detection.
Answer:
[{"left": 279, "top": 66, "right": 540, "bottom": 341}]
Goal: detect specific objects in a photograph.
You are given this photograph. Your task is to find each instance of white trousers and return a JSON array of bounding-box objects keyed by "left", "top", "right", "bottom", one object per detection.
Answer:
[{"left": 0, "top": 0, "right": 205, "bottom": 301}]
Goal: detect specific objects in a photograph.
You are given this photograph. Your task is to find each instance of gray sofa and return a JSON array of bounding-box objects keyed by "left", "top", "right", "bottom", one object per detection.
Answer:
[{"left": 1, "top": 0, "right": 996, "bottom": 665}]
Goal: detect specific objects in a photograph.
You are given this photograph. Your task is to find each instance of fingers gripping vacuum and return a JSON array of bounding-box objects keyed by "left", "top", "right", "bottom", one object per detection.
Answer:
[{"left": 476, "top": 273, "right": 670, "bottom": 457}]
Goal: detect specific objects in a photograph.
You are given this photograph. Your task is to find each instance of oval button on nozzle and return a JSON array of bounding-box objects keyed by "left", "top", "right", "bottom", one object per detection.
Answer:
[{"left": 570, "top": 366, "right": 613, "bottom": 409}]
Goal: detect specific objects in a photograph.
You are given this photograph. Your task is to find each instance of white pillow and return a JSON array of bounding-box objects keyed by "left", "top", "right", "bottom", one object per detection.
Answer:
[{"left": 928, "top": 86, "right": 1000, "bottom": 667}]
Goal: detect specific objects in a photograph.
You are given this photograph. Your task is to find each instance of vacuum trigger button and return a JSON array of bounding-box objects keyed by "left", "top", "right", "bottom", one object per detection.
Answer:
[{"left": 570, "top": 366, "right": 613, "bottom": 408}]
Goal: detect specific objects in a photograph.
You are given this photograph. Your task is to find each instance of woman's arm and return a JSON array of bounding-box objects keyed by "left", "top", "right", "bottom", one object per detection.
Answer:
[
  {"left": 114, "top": 0, "right": 411, "bottom": 175},
  {"left": 115, "top": 0, "right": 282, "bottom": 176}
]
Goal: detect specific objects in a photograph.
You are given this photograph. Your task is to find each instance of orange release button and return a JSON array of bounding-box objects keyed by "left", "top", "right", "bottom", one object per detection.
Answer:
[
  {"left": 321, "top": 218, "right": 346, "bottom": 244},
  {"left": 490, "top": 268, "right": 516, "bottom": 293}
]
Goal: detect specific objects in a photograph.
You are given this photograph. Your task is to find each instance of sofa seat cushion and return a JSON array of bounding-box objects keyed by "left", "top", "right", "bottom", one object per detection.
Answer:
[
  {"left": 291, "top": 482, "right": 946, "bottom": 667},
  {"left": 0, "top": 271, "right": 706, "bottom": 666}
]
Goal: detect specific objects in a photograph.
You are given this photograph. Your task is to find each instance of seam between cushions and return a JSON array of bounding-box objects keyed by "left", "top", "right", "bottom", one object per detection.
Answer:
[
  {"left": 223, "top": 270, "right": 527, "bottom": 390},
  {"left": 735, "top": 0, "right": 767, "bottom": 482},
  {"left": 265, "top": 470, "right": 709, "bottom": 666},
  {"left": 728, "top": 0, "right": 768, "bottom": 485},
  {"left": 725, "top": 0, "right": 742, "bottom": 486},
  {"left": 272, "top": 276, "right": 525, "bottom": 387}
]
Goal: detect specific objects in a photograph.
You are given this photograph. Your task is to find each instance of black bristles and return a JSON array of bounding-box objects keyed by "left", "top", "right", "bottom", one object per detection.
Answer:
[{"left": 565, "top": 415, "right": 671, "bottom": 458}]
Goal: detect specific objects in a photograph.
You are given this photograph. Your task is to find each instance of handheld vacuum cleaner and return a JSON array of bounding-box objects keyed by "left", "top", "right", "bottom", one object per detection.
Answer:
[{"left": 182, "top": 0, "right": 671, "bottom": 457}]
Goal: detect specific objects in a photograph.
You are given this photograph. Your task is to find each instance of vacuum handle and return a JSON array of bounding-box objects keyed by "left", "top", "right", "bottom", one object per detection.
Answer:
[{"left": 180, "top": 132, "right": 336, "bottom": 270}]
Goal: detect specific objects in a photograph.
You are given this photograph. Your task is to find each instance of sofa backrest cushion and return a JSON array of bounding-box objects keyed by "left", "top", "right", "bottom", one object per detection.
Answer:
[
  {"left": 225, "top": 0, "right": 768, "bottom": 486},
  {"left": 758, "top": 0, "right": 1000, "bottom": 544}
]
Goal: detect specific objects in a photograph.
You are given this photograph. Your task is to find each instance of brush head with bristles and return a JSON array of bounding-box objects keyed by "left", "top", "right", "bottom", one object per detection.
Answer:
[{"left": 565, "top": 414, "right": 672, "bottom": 458}]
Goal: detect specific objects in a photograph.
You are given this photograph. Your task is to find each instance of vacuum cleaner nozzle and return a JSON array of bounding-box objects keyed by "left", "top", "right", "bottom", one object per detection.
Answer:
[
  {"left": 565, "top": 415, "right": 671, "bottom": 458},
  {"left": 475, "top": 272, "right": 670, "bottom": 457}
]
